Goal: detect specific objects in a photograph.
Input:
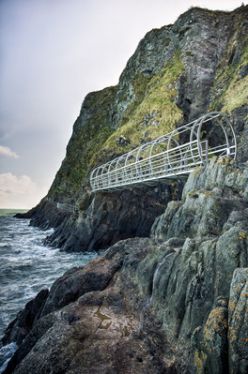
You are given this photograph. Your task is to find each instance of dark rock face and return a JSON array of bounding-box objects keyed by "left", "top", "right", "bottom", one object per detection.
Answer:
[
  {"left": 3, "top": 159, "right": 248, "bottom": 373},
  {"left": 4, "top": 239, "right": 176, "bottom": 374},
  {"left": 149, "top": 158, "right": 248, "bottom": 372},
  {"left": 175, "top": 8, "right": 231, "bottom": 121},
  {"left": 47, "top": 184, "right": 181, "bottom": 252},
  {"left": 234, "top": 105, "right": 248, "bottom": 163},
  {"left": 21, "top": 5, "right": 248, "bottom": 253},
  {"left": 2, "top": 289, "right": 49, "bottom": 346}
]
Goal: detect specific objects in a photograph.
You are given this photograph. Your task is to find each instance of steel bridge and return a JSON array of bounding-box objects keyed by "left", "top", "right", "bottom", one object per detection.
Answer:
[{"left": 90, "top": 112, "right": 236, "bottom": 192}]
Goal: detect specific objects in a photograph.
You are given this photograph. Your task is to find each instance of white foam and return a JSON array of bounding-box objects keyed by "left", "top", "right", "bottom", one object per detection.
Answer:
[{"left": 0, "top": 342, "right": 17, "bottom": 374}]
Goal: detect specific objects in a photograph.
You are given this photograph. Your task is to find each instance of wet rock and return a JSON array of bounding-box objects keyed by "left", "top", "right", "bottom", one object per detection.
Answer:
[
  {"left": 40, "top": 241, "right": 126, "bottom": 316},
  {"left": 19, "top": 198, "right": 71, "bottom": 230},
  {"left": 2, "top": 289, "right": 49, "bottom": 346},
  {"left": 4, "top": 239, "right": 173, "bottom": 374}
]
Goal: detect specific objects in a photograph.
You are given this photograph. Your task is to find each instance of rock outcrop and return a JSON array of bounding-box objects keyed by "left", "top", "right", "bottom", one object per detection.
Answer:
[
  {"left": 45, "top": 184, "right": 181, "bottom": 252},
  {"left": 3, "top": 158, "right": 248, "bottom": 373},
  {"left": 18, "top": 5, "right": 248, "bottom": 253}
]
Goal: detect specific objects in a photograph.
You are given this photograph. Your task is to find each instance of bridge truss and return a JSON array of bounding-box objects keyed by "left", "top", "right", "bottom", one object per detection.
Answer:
[{"left": 90, "top": 112, "right": 236, "bottom": 192}]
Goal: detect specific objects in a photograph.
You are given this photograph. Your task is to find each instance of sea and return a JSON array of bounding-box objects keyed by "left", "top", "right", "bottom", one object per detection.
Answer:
[{"left": 0, "top": 209, "right": 96, "bottom": 372}]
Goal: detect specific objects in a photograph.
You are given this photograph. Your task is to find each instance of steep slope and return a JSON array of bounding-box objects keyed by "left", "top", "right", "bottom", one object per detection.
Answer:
[{"left": 24, "top": 5, "right": 248, "bottom": 252}]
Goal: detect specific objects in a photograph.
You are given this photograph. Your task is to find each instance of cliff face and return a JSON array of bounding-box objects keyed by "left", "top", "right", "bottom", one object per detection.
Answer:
[
  {"left": 26, "top": 5, "right": 248, "bottom": 252},
  {"left": 4, "top": 159, "right": 248, "bottom": 373}
]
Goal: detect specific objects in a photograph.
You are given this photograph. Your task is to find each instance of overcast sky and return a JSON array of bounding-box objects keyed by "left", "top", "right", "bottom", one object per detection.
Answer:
[{"left": 0, "top": 0, "right": 246, "bottom": 209}]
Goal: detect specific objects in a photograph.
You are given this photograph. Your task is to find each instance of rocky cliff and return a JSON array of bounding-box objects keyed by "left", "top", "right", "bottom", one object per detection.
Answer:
[
  {"left": 5, "top": 5, "right": 248, "bottom": 374},
  {"left": 22, "top": 5, "right": 248, "bottom": 253},
  {"left": 3, "top": 158, "right": 248, "bottom": 373}
]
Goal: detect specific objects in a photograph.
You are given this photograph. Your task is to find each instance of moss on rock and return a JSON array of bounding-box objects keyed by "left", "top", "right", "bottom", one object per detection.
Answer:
[
  {"left": 210, "top": 19, "right": 248, "bottom": 112},
  {"left": 95, "top": 52, "right": 184, "bottom": 162},
  {"left": 48, "top": 86, "right": 117, "bottom": 200}
]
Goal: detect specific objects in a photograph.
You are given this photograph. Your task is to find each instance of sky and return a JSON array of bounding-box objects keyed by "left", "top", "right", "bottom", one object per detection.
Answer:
[{"left": 0, "top": 0, "right": 247, "bottom": 209}]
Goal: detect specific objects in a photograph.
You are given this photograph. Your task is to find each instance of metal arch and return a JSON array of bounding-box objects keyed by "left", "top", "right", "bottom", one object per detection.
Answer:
[
  {"left": 216, "top": 114, "right": 237, "bottom": 159},
  {"left": 91, "top": 164, "right": 105, "bottom": 190},
  {"left": 189, "top": 115, "right": 205, "bottom": 162},
  {"left": 124, "top": 147, "right": 140, "bottom": 180},
  {"left": 139, "top": 143, "right": 153, "bottom": 176},
  {"left": 97, "top": 166, "right": 107, "bottom": 189},
  {"left": 149, "top": 135, "right": 169, "bottom": 175},
  {"left": 167, "top": 129, "right": 183, "bottom": 169},
  {"left": 107, "top": 158, "right": 118, "bottom": 187},
  {"left": 135, "top": 143, "right": 149, "bottom": 177},
  {"left": 193, "top": 112, "right": 236, "bottom": 161},
  {"left": 90, "top": 112, "right": 237, "bottom": 192},
  {"left": 195, "top": 112, "right": 220, "bottom": 161},
  {"left": 114, "top": 154, "right": 126, "bottom": 183}
]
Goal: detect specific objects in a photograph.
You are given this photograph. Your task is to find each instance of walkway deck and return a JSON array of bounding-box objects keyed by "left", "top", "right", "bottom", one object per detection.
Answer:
[{"left": 90, "top": 112, "right": 236, "bottom": 192}]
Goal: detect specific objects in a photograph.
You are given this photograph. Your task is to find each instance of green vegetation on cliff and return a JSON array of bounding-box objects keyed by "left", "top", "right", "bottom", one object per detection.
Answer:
[
  {"left": 210, "top": 19, "right": 248, "bottom": 112},
  {"left": 45, "top": 5, "right": 248, "bottom": 209},
  {"left": 212, "top": 46, "right": 248, "bottom": 112},
  {"left": 96, "top": 52, "right": 183, "bottom": 161},
  {"left": 49, "top": 86, "right": 117, "bottom": 199},
  {"left": 50, "top": 52, "right": 184, "bottom": 200},
  {"left": 222, "top": 50, "right": 248, "bottom": 112}
]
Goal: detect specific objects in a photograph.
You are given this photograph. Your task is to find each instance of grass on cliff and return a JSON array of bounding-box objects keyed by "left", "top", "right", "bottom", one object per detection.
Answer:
[
  {"left": 222, "top": 73, "right": 248, "bottom": 112},
  {"left": 93, "top": 52, "right": 184, "bottom": 163},
  {"left": 210, "top": 33, "right": 248, "bottom": 112},
  {"left": 50, "top": 52, "right": 184, "bottom": 199},
  {"left": 49, "top": 86, "right": 117, "bottom": 198}
]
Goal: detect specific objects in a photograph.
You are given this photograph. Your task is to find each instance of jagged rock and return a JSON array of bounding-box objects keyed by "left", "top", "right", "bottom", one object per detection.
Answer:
[
  {"left": 4, "top": 239, "right": 175, "bottom": 374},
  {"left": 192, "top": 297, "right": 228, "bottom": 373},
  {"left": 228, "top": 268, "right": 248, "bottom": 373},
  {"left": 2, "top": 289, "right": 49, "bottom": 346},
  {"left": 3, "top": 160, "right": 248, "bottom": 373},
  {"left": 46, "top": 185, "right": 177, "bottom": 252},
  {"left": 40, "top": 244, "right": 125, "bottom": 316}
]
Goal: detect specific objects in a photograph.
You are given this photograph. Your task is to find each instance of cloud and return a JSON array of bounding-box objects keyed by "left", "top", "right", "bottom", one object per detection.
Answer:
[
  {"left": 0, "top": 173, "right": 46, "bottom": 209},
  {"left": 0, "top": 145, "right": 19, "bottom": 159}
]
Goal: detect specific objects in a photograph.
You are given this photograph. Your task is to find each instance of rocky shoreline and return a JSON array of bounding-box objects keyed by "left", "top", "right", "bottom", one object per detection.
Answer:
[{"left": 2, "top": 159, "right": 248, "bottom": 373}]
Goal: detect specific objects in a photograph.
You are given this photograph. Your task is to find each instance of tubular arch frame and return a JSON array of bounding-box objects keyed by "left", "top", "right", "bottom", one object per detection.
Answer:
[{"left": 90, "top": 112, "right": 237, "bottom": 192}]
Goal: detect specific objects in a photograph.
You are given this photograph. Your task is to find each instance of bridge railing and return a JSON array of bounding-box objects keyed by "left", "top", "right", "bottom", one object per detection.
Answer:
[{"left": 90, "top": 112, "right": 236, "bottom": 192}]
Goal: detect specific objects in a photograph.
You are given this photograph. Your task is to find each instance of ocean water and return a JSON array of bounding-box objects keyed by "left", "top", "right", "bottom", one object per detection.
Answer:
[{"left": 0, "top": 211, "right": 96, "bottom": 371}]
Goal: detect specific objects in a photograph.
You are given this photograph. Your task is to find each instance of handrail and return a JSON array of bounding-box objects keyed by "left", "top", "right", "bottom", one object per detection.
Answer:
[{"left": 90, "top": 112, "right": 236, "bottom": 192}]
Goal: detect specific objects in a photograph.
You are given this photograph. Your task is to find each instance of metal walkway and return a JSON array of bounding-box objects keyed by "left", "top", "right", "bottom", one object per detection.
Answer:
[{"left": 90, "top": 112, "right": 236, "bottom": 192}]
